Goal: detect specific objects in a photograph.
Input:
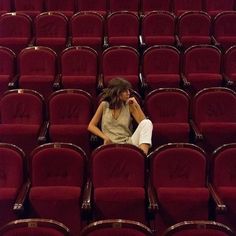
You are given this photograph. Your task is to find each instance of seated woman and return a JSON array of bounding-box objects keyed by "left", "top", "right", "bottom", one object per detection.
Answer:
[{"left": 88, "top": 77, "right": 153, "bottom": 154}]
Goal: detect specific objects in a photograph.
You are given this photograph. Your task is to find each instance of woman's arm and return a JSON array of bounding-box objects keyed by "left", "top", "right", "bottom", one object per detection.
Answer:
[
  {"left": 87, "top": 102, "right": 112, "bottom": 144},
  {"left": 128, "top": 97, "right": 146, "bottom": 124}
]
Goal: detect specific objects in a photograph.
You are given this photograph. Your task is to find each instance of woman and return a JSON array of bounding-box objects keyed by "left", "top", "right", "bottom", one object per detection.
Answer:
[{"left": 88, "top": 78, "right": 153, "bottom": 154}]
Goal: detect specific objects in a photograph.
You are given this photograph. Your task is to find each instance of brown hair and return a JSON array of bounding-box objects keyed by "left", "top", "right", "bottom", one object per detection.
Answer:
[{"left": 101, "top": 78, "right": 131, "bottom": 109}]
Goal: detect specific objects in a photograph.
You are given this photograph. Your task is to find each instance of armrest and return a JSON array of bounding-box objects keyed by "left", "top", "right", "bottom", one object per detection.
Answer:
[
  {"left": 13, "top": 179, "right": 31, "bottom": 212},
  {"left": 53, "top": 74, "right": 62, "bottom": 90},
  {"left": 66, "top": 36, "right": 72, "bottom": 48},
  {"left": 139, "top": 35, "right": 146, "bottom": 49},
  {"left": 147, "top": 181, "right": 159, "bottom": 215},
  {"left": 8, "top": 74, "right": 19, "bottom": 89},
  {"left": 175, "top": 34, "right": 182, "bottom": 49},
  {"left": 139, "top": 72, "right": 148, "bottom": 96},
  {"left": 189, "top": 119, "right": 204, "bottom": 142},
  {"left": 180, "top": 73, "right": 191, "bottom": 88},
  {"left": 208, "top": 183, "right": 227, "bottom": 213},
  {"left": 211, "top": 36, "right": 221, "bottom": 48},
  {"left": 81, "top": 179, "right": 93, "bottom": 218},
  {"left": 97, "top": 73, "right": 104, "bottom": 92},
  {"left": 103, "top": 36, "right": 109, "bottom": 49},
  {"left": 38, "top": 121, "right": 49, "bottom": 144},
  {"left": 222, "top": 73, "right": 234, "bottom": 87},
  {"left": 28, "top": 37, "right": 35, "bottom": 47}
]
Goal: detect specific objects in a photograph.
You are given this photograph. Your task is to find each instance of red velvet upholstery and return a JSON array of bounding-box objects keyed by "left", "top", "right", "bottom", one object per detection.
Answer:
[
  {"left": 141, "top": 11, "right": 176, "bottom": 47},
  {"left": 0, "top": 0, "right": 11, "bottom": 15},
  {"left": 192, "top": 87, "right": 236, "bottom": 154},
  {"left": 77, "top": 0, "right": 107, "bottom": 17},
  {"left": 0, "top": 143, "right": 25, "bottom": 228},
  {"left": 172, "top": 0, "right": 202, "bottom": 16},
  {"left": 109, "top": 0, "right": 140, "bottom": 14},
  {"left": 177, "top": 11, "right": 212, "bottom": 49},
  {"left": 44, "top": 0, "right": 75, "bottom": 18},
  {"left": 29, "top": 143, "right": 86, "bottom": 236},
  {"left": 48, "top": 89, "right": 93, "bottom": 155},
  {"left": 14, "top": 0, "right": 44, "bottom": 19},
  {"left": 18, "top": 46, "right": 57, "bottom": 100},
  {"left": 102, "top": 46, "right": 140, "bottom": 92},
  {"left": 0, "top": 89, "right": 44, "bottom": 157},
  {"left": 0, "top": 218, "right": 70, "bottom": 235},
  {"left": 204, "top": 0, "right": 235, "bottom": 17},
  {"left": 91, "top": 144, "right": 147, "bottom": 224},
  {"left": 0, "top": 13, "right": 32, "bottom": 54},
  {"left": 144, "top": 89, "right": 190, "bottom": 149},
  {"left": 149, "top": 143, "right": 209, "bottom": 236},
  {"left": 211, "top": 144, "right": 236, "bottom": 232},
  {"left": 70, "top": 12, "right": 104, "bottom": 52},
  {"left": 107, "top": 11, "right": 139, "bottom": 49},
  {"left": 142, "top": 46, "right": 180, "bottom": 92},
  {"left": 141, "top": 0, "right": 171, "bottom": 15},
  {"left": 183, "top": 45, "right": 222, "bottom": 93},
  {"left": 0, "top": 47, "right": 15, "bottom": 97},
  {"left": 60, "top": 46, "right": 98, "bottom": 96},
  {"left": 35, "top": 12, "right": 68, "bottom": 54},
  {"left": 213, "top": 11, "right": 236, "bottom": 51}
]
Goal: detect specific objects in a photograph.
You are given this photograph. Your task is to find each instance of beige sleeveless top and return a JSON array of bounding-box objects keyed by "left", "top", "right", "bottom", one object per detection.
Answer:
[{"left": 101, "top": 101, "right": 133, "bottom": 144}]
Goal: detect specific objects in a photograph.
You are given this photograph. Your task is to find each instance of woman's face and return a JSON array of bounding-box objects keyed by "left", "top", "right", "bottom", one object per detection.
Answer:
[{"left": 119, "top": 89, "right": 130, "bottom": 102}]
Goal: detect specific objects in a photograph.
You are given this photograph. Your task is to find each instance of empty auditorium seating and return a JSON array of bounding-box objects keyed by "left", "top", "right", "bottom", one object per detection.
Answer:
[
  {"left": 48, "top": 89, "right": 93, "bottom": 156},
  {"left": 28, "top": 143, "right": 87, "bottom": 236},
  {"left": 0, "top": 0, "right": 12, "bottom": 15},
  {"left": 0, "top": 143, "right": 25, "bottom": 228},
  {"left": 163, "top": 220, "right": 235, "bottom": 236},
  {"left": 181, "top": 45, "right": 222, "bottom": 94},
  {"left": 148, "top": 143, "right": 209, "bottom": 235},
  {"left": 204, "top": 0, "right": 235, "bottom": 18},
  {"left": 17, "top": 46, "right": 57, "bottom": 100},
  {"left": 109, "top": 0, "right": 140, "bottom": 14},
  {"left": 213, "top": 11, "right": 236, "bottom": 51},
  {"left": 81, "top": 219, "right": 153, "bottom": 236},
  {"left": 106, "top": 11, "right": 139, "bottom": 49},
  {"left": 191, "top": 87, "right": 236, "bottom": 154},
  {"left": 142, "top": 46, "right": 180, "bottom": 93},
  {"left": 0, "top": 218, "right": 70, "bottom": 235},
  {"left": 140, "top": 11, "right": 176, "bottom": 48},
  {"left": 14, "top": 0, "right": 44, "bottom": 19},
  {"left": 77, "top": 0, "right": 107, "bottom": 17},
  {"left": 144, "top": 88, "right": 190, "bottom": 149},
  {"left": 84, "top": 144, "right": 149, "bottom": 225},
  {"left": 34, "top": 12, "right": 69, "bottom": 54},
  {"left": 172, "top": 0, "right": 203, "bottom": 16},
  {"left": 0, "top": 13, "right": 32, "bottom": 54},
  {"left": 44, "top": 0, "right": 75, "bottom": 18},
  {"left": 177, "top": 11, "right": 212, "bottom": 49},
  {"left": 70, "top": 12, "right": 104, "bottom": 52},
  {"left": 141, "top": 0, "right": 172, "bottom": 15},
  {"left": 0, "top": 46, "right": 16, "bottom": 97},
  {"left": 209, "top": 143, "right": 236, "bottom": 232},
  {"left": 101, "top": 46, "right": 141, "bottom": 92}
]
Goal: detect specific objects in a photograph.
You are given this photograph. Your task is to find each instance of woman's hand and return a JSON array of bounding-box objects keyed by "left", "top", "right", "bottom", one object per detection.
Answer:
[
  {"left": 104, "top": 136, "right": 112, "bottom": 145},
  {"left": 126, "top": 97, "right": 138, "bottom": 106}
]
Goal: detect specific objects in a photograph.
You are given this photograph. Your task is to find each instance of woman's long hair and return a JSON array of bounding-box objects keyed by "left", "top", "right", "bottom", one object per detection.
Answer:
[{"left": 101, "top": 78, "right": 131, "bottom": 109}]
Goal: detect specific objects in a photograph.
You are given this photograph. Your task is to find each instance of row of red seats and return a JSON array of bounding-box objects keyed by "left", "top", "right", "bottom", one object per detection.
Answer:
[
  {"left": 1, "top": 44, "right": 236, "bottom": 100},
  {"left": 1, "top": 142, "right": 236, "bottom": 235},
  {"left": 0, "top": 87, "right": 235, "bottom": 159},
  {"left": 1, "top": 0, "right": 236, "bottom": 17},
  {"left": 1, "top": 10, "right": 236, "bottom": 55}
]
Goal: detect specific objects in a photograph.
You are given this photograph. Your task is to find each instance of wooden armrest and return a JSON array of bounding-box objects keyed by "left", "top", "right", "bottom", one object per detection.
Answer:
[
  {"left": 180, "top": 73, "right": 191, "bottom": 88},
  {"left": 97, "top": 73, "right": 104, "bottom": 92},
  {"left": 8, "top": 74, "right": 19, "bottom": 89},
  {"left": 211, "top": 36, "right": 221, "bottom": 48},
  {"left": 222, "top": 73, "right": 234, "bottom": 87},
  {"left": 53, "top": 74, "right": 61, "bottom": 90},
  {"left": 175, "top": 35, "right": 182, "bottom": 49},
  {"left": 81, "top": 179, "right": 93, "bottom": 219},
  {"left": 38, "top": 121, "right": 49, "bottom": 144},
  {"left": 189, "top": 119, "right": 204, "bottom": 142},
  {"left": 147, "top": 182, "right": 159, "bottom": 216},
  {"left": 139, "top": 72, "right": 148, "bottom": 95},
  {"left": 28, "top": 37, "right": 35, "bottom": 47},
  {"left": 66, "top": 36, "right": 72, "bottom": 48},
  {"left": 208, "top": 183, "right": 227, "bottom": 213},
  {"left": 103, "top": 36, "right": 109, "bottom": 49},
  {"left": 13, "top": 179, "right": 31, "bottom": 212},
  {"left": 139, "top": 35, "right": 146, "bottom": 48}
]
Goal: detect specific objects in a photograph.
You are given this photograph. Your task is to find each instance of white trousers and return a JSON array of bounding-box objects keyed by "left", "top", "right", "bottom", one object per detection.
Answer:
[{"left": 131, "top": 119, "right": 153, "bottom": 147}]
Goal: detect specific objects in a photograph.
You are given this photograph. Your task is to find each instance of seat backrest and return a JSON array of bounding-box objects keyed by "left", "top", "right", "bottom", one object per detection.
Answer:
[
  {"left": 30, "top": 143, "right": 86, "bottom": 187},
  {"left": 0, "top": 89, "right": 44, "bottom": 125},
  {"left": 143, "top": 45, "right": 180, "bottom": 76},
  {"left": 81, "top": 219, "right": 153, "bottom": 236},
  {"left": 0, "top": 0, "right": 12, "bottom": 14},
  {"left": 0, "top": 143, "right": 25, "bottom": 188},
  {"left": 14, "top": 0, "right": 44, "bottom": 12},
  {"left": 109, "top": 0, "right": 140, "bottom": 13},
  {"left": 107, "top": 11, "right": 139, "bottom": 37},
  {"left": 163, "top": 220, "right": 235, "bottom": 236},
  {"left": 144, "top": 88, "right": 190, "bottom": 123},
  {"left": 192, "top": 87, "right": 236, "bottom": 124},
  {"left": 183, "top": 45, "right": 221, "bottom": 74},
  {"left": 141, "top": 11, "right": 175, "bottom": 37},
  {"left": 35, "top": 12, "right": 68, "bottom": 38},
  {"left": 18, "top": 46, "right": 57, "bottom": 76},
  {"left": 70, "top": 12, "right": 104, "bottom": 38},
  {"left": 149, "top": 143, "right": 207, "bottom": 188},
  {"left": 223, "top": 45, "right": 236, "bottom": 76},
  {"left": 141, "top": 0, "right": 172, "bottom": 13},
  {"left": 0, "top": 46, "right": 16, "bottom": 76},
  {"left": 0, "top": 12, "right": 32, "bottom": 38},
  {"left": 204, "top": 0, "right": 235, "bottom": 14},
  {"left": 177, "top": 11, "right": 211, "bottom": 37},
  {"left": 77, "top": 0, "right": 107, "bottom": 14},
  {"left": 45, "top": 0, "right": 75, "bottom": 13},
  {"left": 49, "top": 89, "right": 93, "bottom": 125},
  {"left": 172, "top": 0, "right": 202, "bottom": 16},
  {"left": 0, "top": 218, "right": 70, "bottom": 236},
  {"left": 91, "top": 144, "right": 146, "bottom": 188}
]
